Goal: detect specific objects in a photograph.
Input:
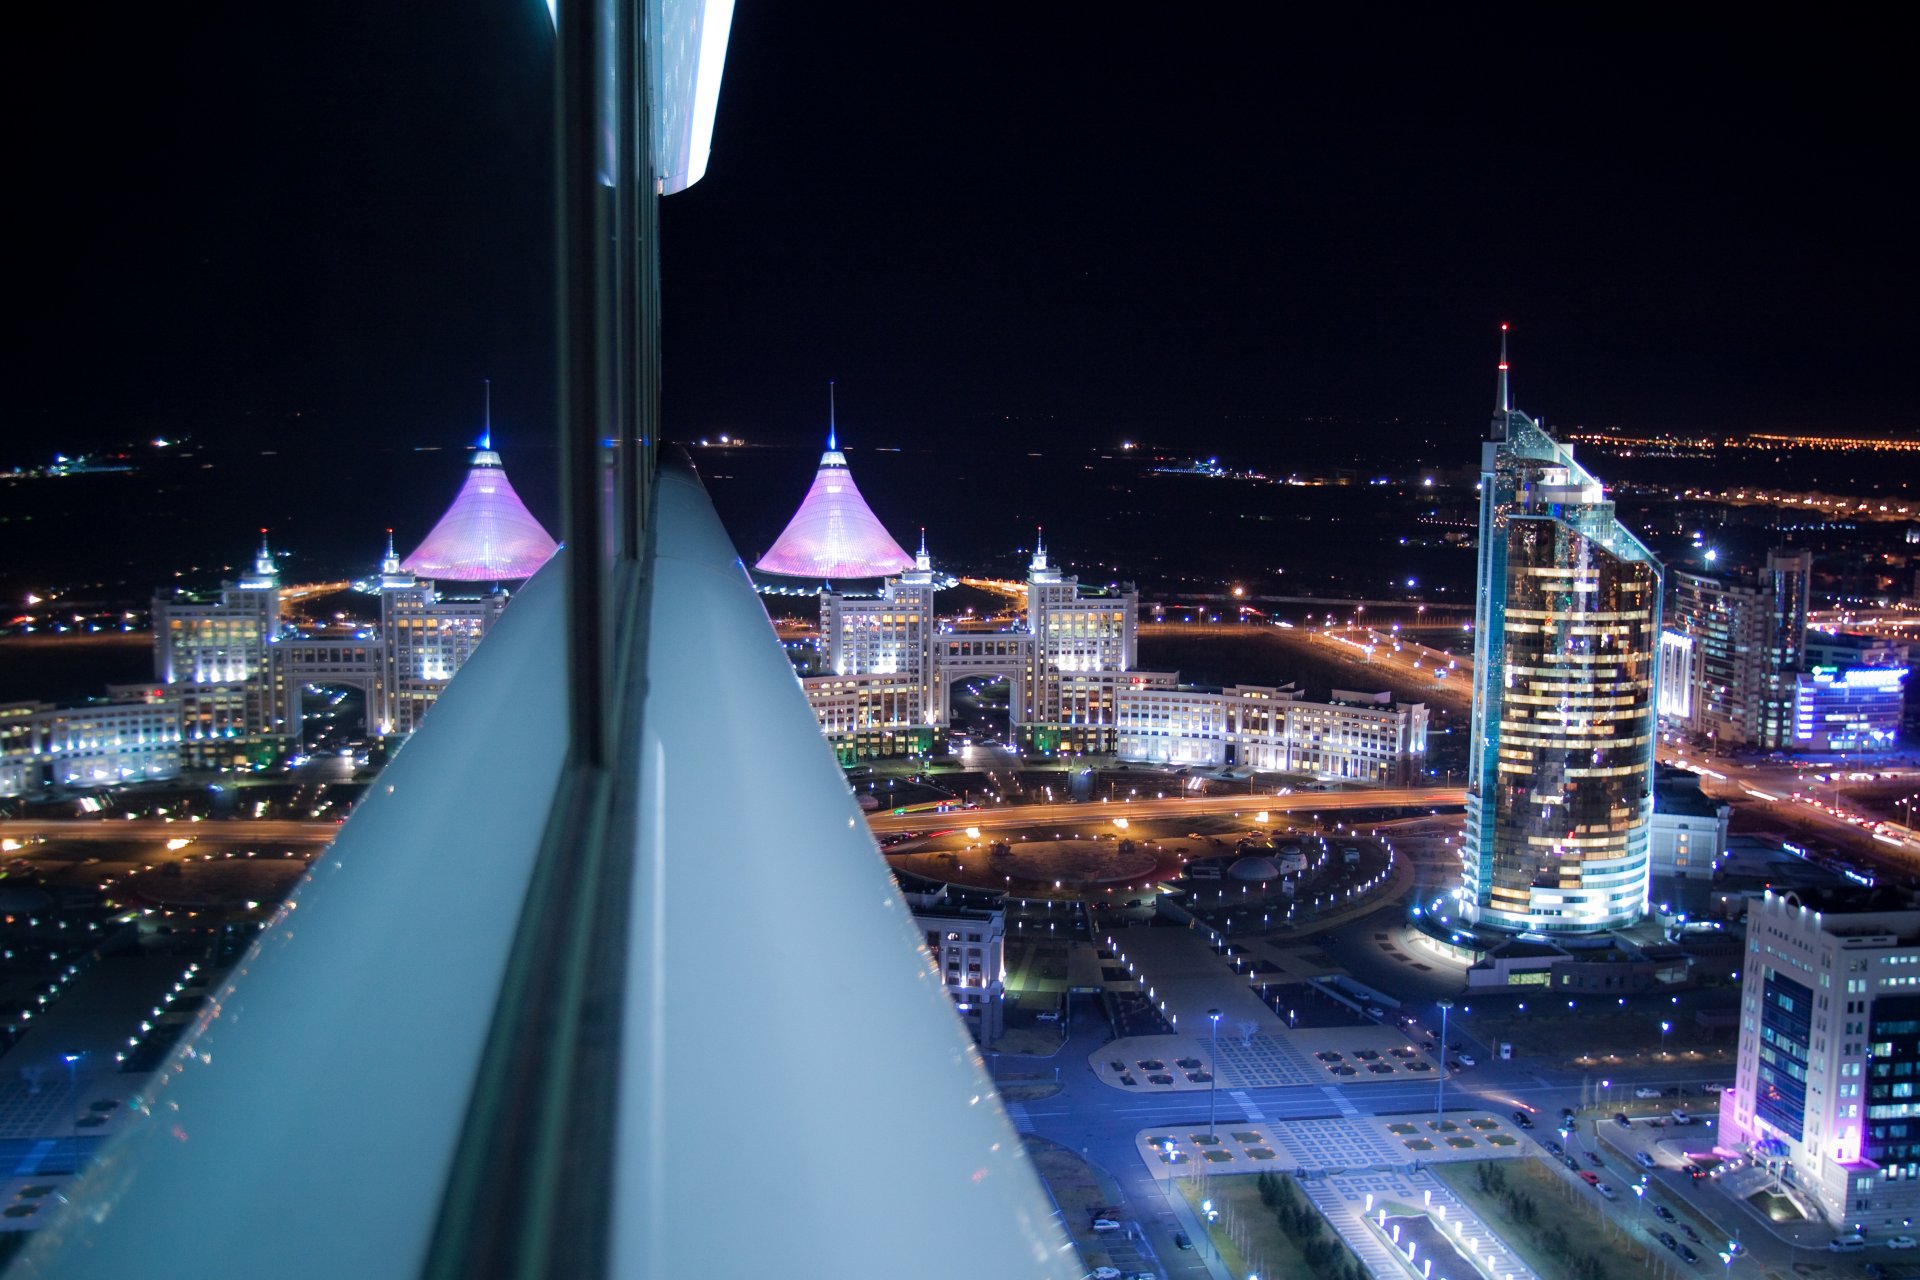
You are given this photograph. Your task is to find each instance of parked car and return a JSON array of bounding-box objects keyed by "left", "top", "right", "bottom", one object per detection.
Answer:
[
  {"left": 1635, "top": 1086, "right": 1663, "bottom": 1099},
  {"left": 1658, "top": 1231, "right": 1679, "bottom": 1252},
  {"left": 1546, "top": 1140, "right": 1563, "bottom": 1157},
  {"left": 1595, "top": 1183, "right": 1618, "bottom": 1200},
  {"left": 1564, "top": 1155, "right": 1581, "bottom": 1172},
  {"left": 1671, "top": 1109, "right": 1693, "bottom": 1125},
  {"left": 1586, "top": 1152, "right": 1604, "bottom": 1169},
  {"left": 1678, "top": 1244, "right": 1700, "bottom": 1264},
  {"left": 1578, "top": 1171, "right": 1600, "bottom": 1186},
  {"left": 1615, "top": 1113, "right": 1632, "bottom": 1128},
  {"left": 1091, "top": 1218, "right": 1121, "bottom": 1233},
  {"left": 1653, "top": 1204, "right": 1676, "bottom": 1222},
  {"left": 1458, "top": 1053, "right": 1476, "bottom": 1066},
  {"left": 1681, "top": 1224, "right": 1702, "bottom": 1244},
  {"left": 1174, "top": 1231, "right": 1193, "bottom": 1251},
  {"left": 1636, "top": 1152, "right": 1658, "bottom": 1170},
  {"left": 1512, "top": 1110, "right": 1534, "bottom": 1129},
  {"left": 1890, "top": 1235, "right": 1918, "bottom": 1249},
  {"left": 1829, "top": 1234, "right": 1867, "bottom": 1252}
]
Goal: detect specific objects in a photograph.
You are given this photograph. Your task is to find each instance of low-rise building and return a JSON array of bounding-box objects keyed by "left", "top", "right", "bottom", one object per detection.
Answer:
[
  {"left": 1113, "top": 684, "right": 1429, "bottom": 784},
  {"left": 0, "top": 686, "right": 182, "bottom": 797},
  {"left": 1651, "top": 767, "right": 1731, "bottom": 881},
  {"left": 902, "top": 886, "right": 1006, "bottom": 1043}
]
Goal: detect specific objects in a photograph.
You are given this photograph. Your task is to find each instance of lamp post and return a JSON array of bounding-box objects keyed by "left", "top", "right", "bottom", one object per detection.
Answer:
[
  {"left": 1661, "top": 1020, "right": 1671, "bottom": 1060},
  {"left": 1208, "top": 1009, "right": 1223, "bottom": 1139},
  {"left": 60, "top": 1051, "right": 82, "bottom": 1172},
  {"left": 1436, "top": 999, "right": 1453, "bottom": 1126}
]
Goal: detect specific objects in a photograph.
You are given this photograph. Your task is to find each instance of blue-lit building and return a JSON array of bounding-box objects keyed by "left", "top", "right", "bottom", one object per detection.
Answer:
[
  {"left": 1792, "top": 632, "right": 1909, "bottom": 751},
  {"left": 1461, "top": 331, "right": 1663, "bottom": 933}
]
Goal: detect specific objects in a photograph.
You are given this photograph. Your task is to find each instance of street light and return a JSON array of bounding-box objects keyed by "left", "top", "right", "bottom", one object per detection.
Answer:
[
  {"left": 1661, "top": 1020, "right": 1671, "bottom": 1059},
  {"left": 1436, "top": 999, "right": 1453, "bottom": 1126},
  {"left": 1208, "top": 1009, "right": 1223, "bottom": 1138}
]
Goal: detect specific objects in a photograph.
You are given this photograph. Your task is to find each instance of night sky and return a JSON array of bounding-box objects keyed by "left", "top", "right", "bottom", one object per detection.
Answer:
[{"left": 12, "top": 5, "right": 1912, "bottom": 464}]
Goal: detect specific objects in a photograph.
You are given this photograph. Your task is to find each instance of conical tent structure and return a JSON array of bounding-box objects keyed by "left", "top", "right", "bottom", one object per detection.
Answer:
[
  {"left": 404, "top": 448, "right": 559, "bottom": 581},
  {"left": 756, "top": 388, "right": 913, "bottom": 579},
  {"left": 754, "top": 444, "right": 915, "bottom": 579}
]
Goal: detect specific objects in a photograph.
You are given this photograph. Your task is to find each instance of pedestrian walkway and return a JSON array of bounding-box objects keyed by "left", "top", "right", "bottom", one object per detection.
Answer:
[
  {"left": 1228, "top": 1090, "right": 1265, "bottom": 1122},
  {"left": 1307, "top": 1170, "right": 1540, "bottom": 1280}
]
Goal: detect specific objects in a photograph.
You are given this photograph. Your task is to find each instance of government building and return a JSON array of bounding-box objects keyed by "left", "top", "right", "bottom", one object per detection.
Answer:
[{"left": 756, "top": 429, "right": 1429, "bottom": 781}]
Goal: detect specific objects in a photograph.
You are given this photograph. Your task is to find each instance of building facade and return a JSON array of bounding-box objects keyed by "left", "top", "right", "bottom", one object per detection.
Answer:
[
  {"left": 903, "top": 887, "right": 1007, "bottom": 1043},
  {"left": 1114, "top": 684, "right": 1429, "bottom": 784},
  {"left": 146, "top": 534, "right": 513, "bottom": 771},
  {"left": 800, "top": 539, "right": 1430, "bottom": 781},
  {"left": 803, "top": 539, "right": 1143, "bottom": 761},
  {"left": 1462, "top": 335, "right": 1663, "bottom": 933},
  {"left": 1721, "top": 895, "right": 1920, "bottom": 1234},
  {"left": 0, "top": 687, "right": 183, "bottom": 798},
  {"left": 1666, "top": 549, "right": 1812, "bottom": 750},
  {"left": 1650, "top": 767, "right": 1731, "bottom": 881}
]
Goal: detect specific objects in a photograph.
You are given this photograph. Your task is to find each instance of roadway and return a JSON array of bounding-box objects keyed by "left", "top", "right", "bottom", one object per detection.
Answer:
[
  {"left": 0, "top": 818, "right": 343, "bottom": 845},
  {"left": 0, "top": 791, "right": 1466, "bottom": 850},
  {"left": 866, "top": 787, "right": 1464, "bottom": 835}
]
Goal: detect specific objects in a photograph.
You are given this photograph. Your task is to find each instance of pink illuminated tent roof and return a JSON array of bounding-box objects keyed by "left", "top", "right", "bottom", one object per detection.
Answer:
[
  {"left": 754, "top": 448, "right": 914, "bottom": 579},
  {"left": 403, "top": 449, "right": 559, "bottom": 581}
]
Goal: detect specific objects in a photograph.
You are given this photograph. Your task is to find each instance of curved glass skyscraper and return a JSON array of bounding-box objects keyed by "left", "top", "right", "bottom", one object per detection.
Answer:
[{"left": 1461, "top": 331, "right": 1662, "bottom": 933}]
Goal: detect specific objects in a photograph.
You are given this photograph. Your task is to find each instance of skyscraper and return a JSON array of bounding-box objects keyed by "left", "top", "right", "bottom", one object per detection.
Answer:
[{"left": 1461, "top": 329, "right": 1663, "bottom": 933}]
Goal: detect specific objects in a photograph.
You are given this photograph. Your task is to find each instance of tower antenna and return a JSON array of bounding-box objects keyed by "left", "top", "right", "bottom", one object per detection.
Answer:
[
  {"left": 482, "top": 378, "right": 493, "bottom": 451},
  {"left": 1491, "top": 323, "right": 1512, "bottom": 439},
  {"left": 827, "top": 380, "right": 837, "bottom": 453}
]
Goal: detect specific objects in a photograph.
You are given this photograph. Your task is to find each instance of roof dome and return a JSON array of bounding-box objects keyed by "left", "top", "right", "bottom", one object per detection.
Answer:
[
  {"left": 404, "top": 448, "right": 558, "bottom": 581},
  {"left": 1228, "top": 855, "right": 1280, "bottom": 881}
]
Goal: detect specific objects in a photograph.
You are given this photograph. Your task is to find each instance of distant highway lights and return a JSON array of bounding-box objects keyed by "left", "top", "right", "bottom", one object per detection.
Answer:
[{"left": 1208, "top": 1009, "right": 1223, "bottom": 1138}]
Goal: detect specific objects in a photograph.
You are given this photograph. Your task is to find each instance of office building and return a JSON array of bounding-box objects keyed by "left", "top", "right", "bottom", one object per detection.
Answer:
[
  {"left": 1667, "top": 548, "right": 1812, "bottom": 750},
  {"left": 0, "top": 687, "right": 183, "bottom": 797},
  {"left": 1461, "top": 331, "right": 1663, "bottom": 933},
  {"left": 1114, "top": 684, "right": 1429, "bottom": 784},
  {"left": 903, "top": 884, "right": 1008, "bottom": 1043},
  {"left": 1721, "top": 894, "right": 1920, "bottom": 1233}
]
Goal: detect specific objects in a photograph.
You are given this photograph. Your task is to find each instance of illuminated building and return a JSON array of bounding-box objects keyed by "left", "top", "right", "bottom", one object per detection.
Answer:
[
  {"left": 1721, "top": 894, "right": 1920, "bottom": 1234},
  {"left": 803, "top": 536, "right": 1143, "bottom": 760},
  {"left": 805, "top": 536, "right": 1427, "bottom": 778},
  {"left": 0, "top": 687, "right": 182, "bottom": 797},
  {"left": 903, "top": 883, "right": 1007, "bottom": 1042},
  {"left": 151, "top": 532, "right": 289, "bottom": 764},
  {"left": 149, "top": 521, "right": 518, "bottom": 770},
  {"left": 1791, "top": 661, "right": 1908, "bottom": 752},
  {"left": 402, "top": 440, "right": 558, "bottom": 582},
  {"left": 1114, "top": 685, "right": 1428, "bottom": 783},
  {"left": 1667, "top": 548, "right": 1811, "bottom": 750},
  {"left": 755, "top": 395, "right": 916, "bottom": 580},
  {"left": 1649, "top": 767, "right": 1729, "bottom": 880},
  {"left": 1462, "top": 330, "right": 1662, "bottom": 934}
]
